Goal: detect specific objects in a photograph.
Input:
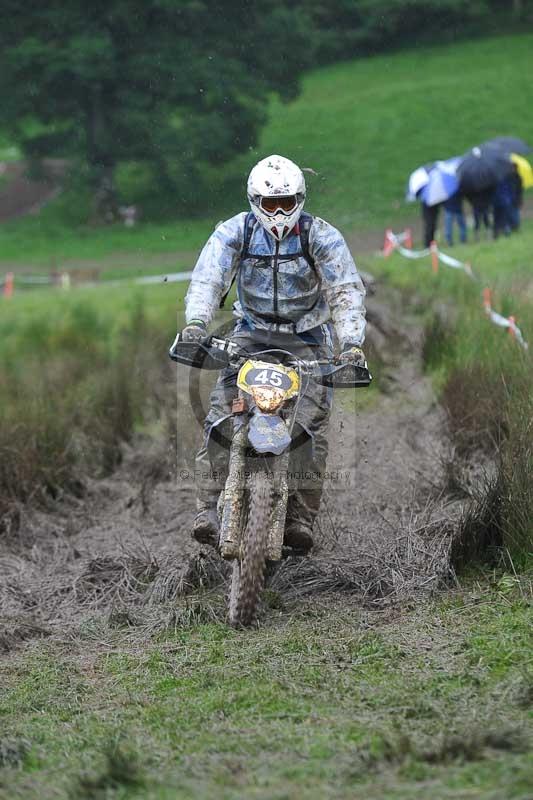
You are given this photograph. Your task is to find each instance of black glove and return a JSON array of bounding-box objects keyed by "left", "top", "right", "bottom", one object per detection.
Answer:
[
  {"left": 181, "top": 319, "right": 207, "bottom": 343},
  {"left": 339, "top": 344, "right": 366, "bottom": 367}
]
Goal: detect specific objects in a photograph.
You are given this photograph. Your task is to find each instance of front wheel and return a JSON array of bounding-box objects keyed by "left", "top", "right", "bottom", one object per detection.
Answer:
[{"left": 228, "top": 471, "right": 274, "bottom": 627}]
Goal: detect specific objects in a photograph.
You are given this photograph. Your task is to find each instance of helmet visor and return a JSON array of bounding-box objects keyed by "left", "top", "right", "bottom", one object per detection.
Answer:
[{"left": 260, "top": 195, "right": 298, "bottom": 215}]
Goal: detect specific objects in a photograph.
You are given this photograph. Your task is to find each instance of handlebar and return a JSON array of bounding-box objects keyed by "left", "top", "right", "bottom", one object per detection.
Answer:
[{"left": 168, "top": 333, "right": 372, "bottom": 388}]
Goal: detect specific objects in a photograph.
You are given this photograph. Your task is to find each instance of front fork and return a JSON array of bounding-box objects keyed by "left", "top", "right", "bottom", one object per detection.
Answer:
[{"left": 218, "top": 419, "right": 290, "bottom": 561}]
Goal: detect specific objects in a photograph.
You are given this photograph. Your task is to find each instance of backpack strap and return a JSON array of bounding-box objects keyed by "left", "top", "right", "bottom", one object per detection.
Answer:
[
  {"left": 219, "top": 211, "right": 256, "bottom": 309},
  {"left": 297, "top": 211, "right": 316, "bottom": 272},
  {"left": 241, "top": 210, "right": 258, "bottom": 258},
  {"left": 218, "top": 210, "right": 316, "bottom": 309}
]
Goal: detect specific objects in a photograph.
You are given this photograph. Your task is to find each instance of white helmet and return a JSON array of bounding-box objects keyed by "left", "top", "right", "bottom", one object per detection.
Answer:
[{"left": 247, "top": 155, "right": 306, "bottom": 241}]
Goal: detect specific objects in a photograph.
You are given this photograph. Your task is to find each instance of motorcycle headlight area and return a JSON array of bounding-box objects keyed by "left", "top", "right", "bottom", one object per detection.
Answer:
[{"left": 250, "top": 385, "right": 286, "bottom": 412}]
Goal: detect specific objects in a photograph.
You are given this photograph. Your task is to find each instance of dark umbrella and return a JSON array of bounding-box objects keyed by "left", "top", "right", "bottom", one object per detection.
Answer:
[
  {"left": 458, "top": 144, "right": 514, "bottom": 193},
  {"left": 486, "top": 136, "right": 531, "bottom": 156}
]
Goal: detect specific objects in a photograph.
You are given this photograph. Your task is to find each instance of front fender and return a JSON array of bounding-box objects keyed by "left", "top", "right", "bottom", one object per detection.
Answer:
[{"left": 248, "top": 412, "right": 291, "bottom": 455}]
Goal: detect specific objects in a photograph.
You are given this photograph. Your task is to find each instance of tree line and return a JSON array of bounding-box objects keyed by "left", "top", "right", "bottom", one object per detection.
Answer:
[{"left": 0, "top": 0, "right": 530, "bottom": 221}]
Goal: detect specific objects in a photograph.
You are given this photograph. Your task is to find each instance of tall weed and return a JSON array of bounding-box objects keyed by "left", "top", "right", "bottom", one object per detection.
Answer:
[
  {"left": 0, "top": 293, "right": 175, "bottom": 529},
  {"left": 421, "top": 296, "right": 532, "bottom": 564}
]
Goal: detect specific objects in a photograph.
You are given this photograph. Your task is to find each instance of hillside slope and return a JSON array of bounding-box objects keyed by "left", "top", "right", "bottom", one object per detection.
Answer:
[
  {"left": 1, "top": 33, "right": 532, "bottom": 266},
  {"left": 246, "top": 33, "right": 533, "bottom": 228}
]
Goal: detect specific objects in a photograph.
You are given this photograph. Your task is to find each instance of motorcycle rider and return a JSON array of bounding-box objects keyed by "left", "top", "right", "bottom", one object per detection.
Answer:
[{"left": 182, "top": 154, "right": 366, "bottom": 553}]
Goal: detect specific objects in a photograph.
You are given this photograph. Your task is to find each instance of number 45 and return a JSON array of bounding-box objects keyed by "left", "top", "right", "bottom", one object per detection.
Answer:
[{"left": 255, "top": 369, "right": 283, "bottom": 387}]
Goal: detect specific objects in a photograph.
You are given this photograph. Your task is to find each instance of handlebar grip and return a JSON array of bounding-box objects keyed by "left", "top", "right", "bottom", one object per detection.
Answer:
[
  {"left": 319, "top": 363, "right": 372, "bottom": 388},
  {"left": 169, "top": 334, "right": 230, "bottom": 369}
]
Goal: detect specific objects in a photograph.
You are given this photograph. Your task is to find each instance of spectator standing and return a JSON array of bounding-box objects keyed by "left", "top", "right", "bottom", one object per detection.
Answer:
[
  {"left": 421, "top": 200, "right": 440, "bottom": 248},
  {"left": 508, "top": 165, "right": 523, "bottom": 232},
  {"left": 443, "top": 192, "right": 467, "bottom": 246},
  {"left": 492, "top": 177, "right": 514, "bottom": 239},
  {"left": 466, "top": 189, "right": 492, "bottom": 241}
]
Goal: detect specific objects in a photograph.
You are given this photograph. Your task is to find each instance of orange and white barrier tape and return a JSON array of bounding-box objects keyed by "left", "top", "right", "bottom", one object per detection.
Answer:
[
  {"left": 433, "top": 246, "right": 474, "bottom": 278},
  {"left": 383, "top": 228, "right": 528, "bottom": 351},
  {"left": 383, "top": 228, "right": 427, "bottom": 259},
  {"left": 483, "top": 288, "right": 528, "bottom": 350},
  {"left": 383, "top": 229, "right": 474, "bottom": 278}
]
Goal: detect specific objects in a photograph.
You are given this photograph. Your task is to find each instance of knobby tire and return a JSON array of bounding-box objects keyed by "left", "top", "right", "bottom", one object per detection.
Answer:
[{"left": 228, "top": 471, "right": 274, "bottom": 627}]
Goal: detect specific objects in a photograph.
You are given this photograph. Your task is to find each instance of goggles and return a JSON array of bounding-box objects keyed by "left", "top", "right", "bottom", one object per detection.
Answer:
[{"left": 259, "top": 195, "right": 299, "bottom": 215}]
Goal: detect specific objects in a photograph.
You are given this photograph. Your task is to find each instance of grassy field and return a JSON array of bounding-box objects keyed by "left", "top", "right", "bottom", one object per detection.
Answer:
[
  {"left": 0, "top": 203, "right": 211, "bottom": 269},
  {"left": 0, "top": 134, "right": 19, "bottom": 163},
  {"left": 1, "top": 33, "right": 533, "bottom": 268},
  {"left": 0, "top": 280, "right": 187, "bottom": 358},
  {"left": 1, "top": 578, "right": 531, "bottom": 800},
  {"left": 362, "top": 219, "right": 533, "bottom": 348}
]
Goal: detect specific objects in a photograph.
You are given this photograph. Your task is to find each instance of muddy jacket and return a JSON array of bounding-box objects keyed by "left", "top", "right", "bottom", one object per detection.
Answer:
[{"left": 185, "top": 212, "right": 366, "bottom": 347}]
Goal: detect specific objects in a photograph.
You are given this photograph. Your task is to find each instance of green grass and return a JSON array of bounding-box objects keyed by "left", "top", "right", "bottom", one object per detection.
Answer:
[
  {"left": 1, "top": 33, "right": 533, "bottom": 269},
  {"left": 364, "top": 220, "right": 533, "bottom": 348},
  {"left": 0, "top": 580, "right": 531, "bottom": 799},
  {"left": 364, "top": 220, "right": 533, "bottom": 389},
  {"left": 0, "top": 280, "right": 187, "bottom": 360},
  {"left": 367, "top": 217, "right": 533, "bottom": 287},
  {"left": 0, "top": 205, "right": 211, "bottom": 269},
  {"left": 0, "top": 132, "right": 19, "bottom": 162}
]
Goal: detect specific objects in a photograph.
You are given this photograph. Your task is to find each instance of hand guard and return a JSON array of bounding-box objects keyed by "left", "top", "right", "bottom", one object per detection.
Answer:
[
  {"left": 181, "top": 320, "right": 207, "bottom": 343},
  {"left": 339, "top": 344, "right": 366, "bottom": 368}
]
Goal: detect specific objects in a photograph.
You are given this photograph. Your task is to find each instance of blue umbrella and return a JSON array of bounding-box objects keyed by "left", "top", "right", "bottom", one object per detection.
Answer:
[{"left": 419, "top": 157, "right": 462, "bottom": 206}]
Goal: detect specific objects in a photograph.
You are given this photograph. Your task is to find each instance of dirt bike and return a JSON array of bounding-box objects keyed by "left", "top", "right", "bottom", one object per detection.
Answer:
[{"left": 170, "top": 333, "right": 371, "bottom": 627}]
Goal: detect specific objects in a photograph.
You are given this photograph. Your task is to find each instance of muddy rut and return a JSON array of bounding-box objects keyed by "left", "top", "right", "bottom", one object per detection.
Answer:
[{"left": 0, "top": 284, "right": 466, "bottom": 650}]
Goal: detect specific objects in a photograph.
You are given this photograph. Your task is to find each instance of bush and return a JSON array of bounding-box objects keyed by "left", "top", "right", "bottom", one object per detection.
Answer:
[
  {"left": 439, "top": 353, "right": 532, "bottom": 565},
  {"left": 0, "top": 292, "right": 175, "bottom": 530},
  {"left": 305, "top": 0, "right": 499, "bottom": 64},
  {"left": 441, "top": 366, "right": 508, "bottom": 455}
]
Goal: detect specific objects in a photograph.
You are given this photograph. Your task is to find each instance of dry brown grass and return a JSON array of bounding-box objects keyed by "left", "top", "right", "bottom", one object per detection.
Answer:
[
  {"left": 0, "top": 617, "right": 50, "bottom": 654},
  {"left": 0, "top": 500, "right": 460, "bottom": 655},
  {"left": 3, "top": 518, "right": 451, "bottom": 646},
  {"left": 441, "top": 366, "right": 508, "bottom": 456},
  {"left": 0, "top": 307, "right": 175, "bottom": 536},
  {"left": 270, "top": 513, "right": 456, "bottom": 603},
  {"left": 441, "top": 363, "right": 533, "bottom": 566}
]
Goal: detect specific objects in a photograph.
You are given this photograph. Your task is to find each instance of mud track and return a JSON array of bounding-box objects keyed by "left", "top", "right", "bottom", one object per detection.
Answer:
[{"left": 0, "top": 283, "right": 467, "bottom": 652}]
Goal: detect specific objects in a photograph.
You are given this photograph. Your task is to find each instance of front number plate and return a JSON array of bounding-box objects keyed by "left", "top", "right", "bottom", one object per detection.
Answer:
[{"left": 237, "top": 360, "right": 299, "bottom": 398}]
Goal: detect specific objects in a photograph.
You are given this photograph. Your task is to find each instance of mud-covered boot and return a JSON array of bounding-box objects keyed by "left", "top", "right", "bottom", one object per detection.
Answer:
[
  {"left": 283, "top": 522, "right": 314, "bottom": 555},
  {"left": 283, "top": 488, "right": 319, "bottom": 555},
  {"left": 191, "top": 507, "right": 220, "bottom": 548}
]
